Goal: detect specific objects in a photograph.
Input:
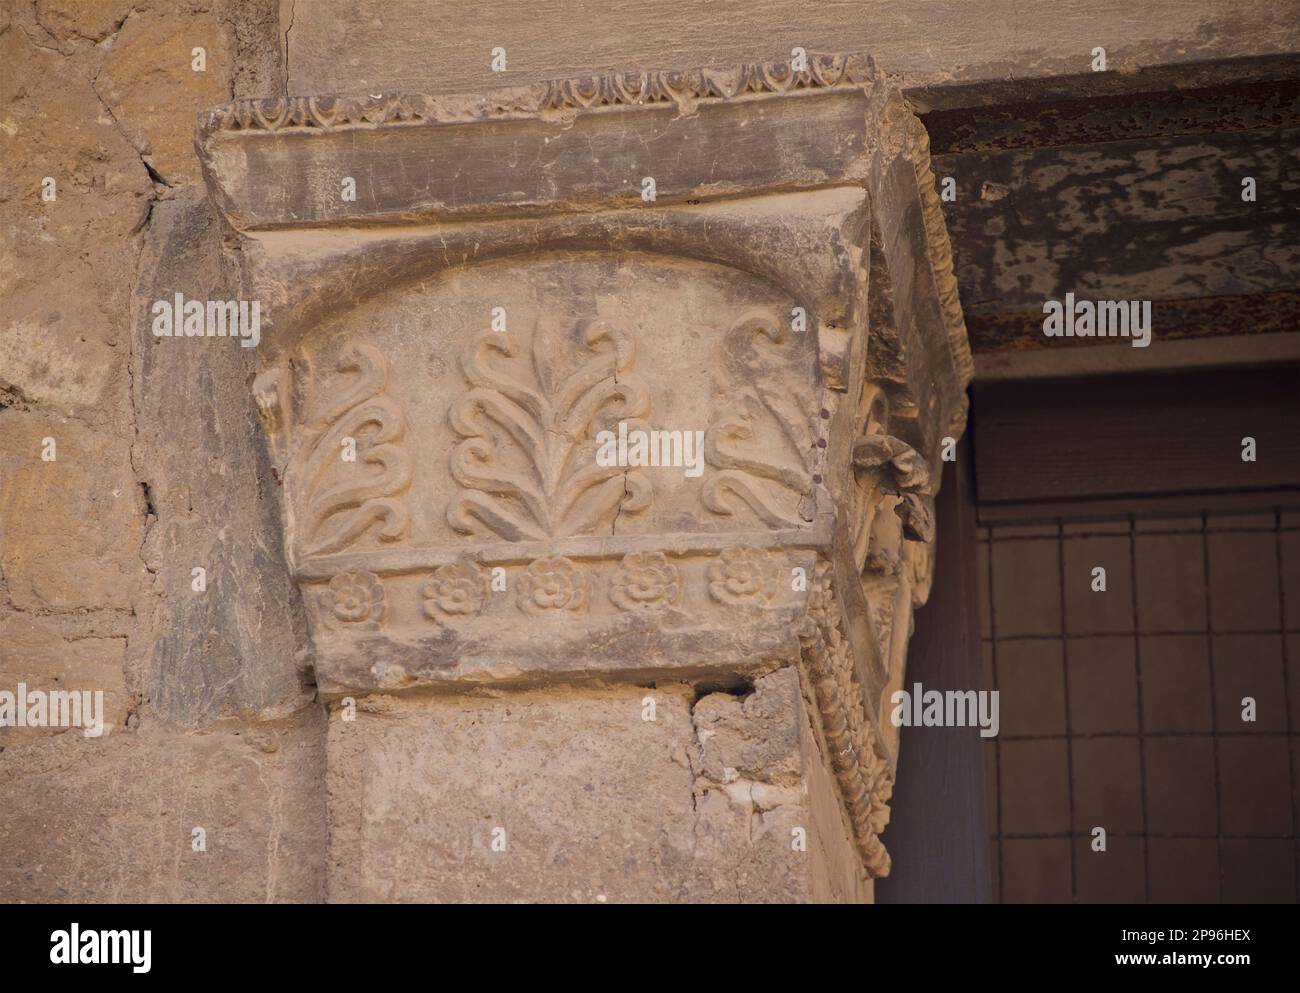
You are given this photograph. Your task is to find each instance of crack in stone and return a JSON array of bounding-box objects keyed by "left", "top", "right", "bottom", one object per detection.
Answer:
[{"left": 282, "top": 0, "right": 295, "bottom": 99}]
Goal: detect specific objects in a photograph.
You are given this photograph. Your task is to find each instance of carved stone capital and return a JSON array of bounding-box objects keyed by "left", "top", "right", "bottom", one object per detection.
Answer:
[{"left": 198, "top": 53, "right": 971, "bottom": 878}]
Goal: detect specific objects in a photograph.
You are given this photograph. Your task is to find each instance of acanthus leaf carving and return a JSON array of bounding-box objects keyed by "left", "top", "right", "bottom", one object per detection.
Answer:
[
  {"left": 852, "top": 432, "right": 933, "bottom": 544},
  {"left": 848, "top": 388, "right": 937, "bottom": 673},
  {"left": 448, "top": 318, "right": 652, "bottom": 541}
]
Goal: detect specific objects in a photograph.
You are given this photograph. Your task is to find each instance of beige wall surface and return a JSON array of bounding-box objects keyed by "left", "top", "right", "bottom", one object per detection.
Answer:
[{"left": 1, "top": 0, "right": 319, "bottom": 902}]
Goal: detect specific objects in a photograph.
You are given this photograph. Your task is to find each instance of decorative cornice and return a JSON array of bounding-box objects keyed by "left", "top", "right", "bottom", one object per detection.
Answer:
[
  {"left": 197, "top": 53, "right": 877, "bottom": 138},
  {"left": 902, "top": 108, "right": 977, "bottom": 407},
  {"left": 799, "top": 563, "right": 895, "bottom": 877}
]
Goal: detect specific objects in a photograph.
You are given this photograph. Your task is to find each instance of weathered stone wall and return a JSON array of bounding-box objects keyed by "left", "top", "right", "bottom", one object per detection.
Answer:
[
  {"left": 3, "top": 1, "right": 995, "bottom": 903},
  {"left": 1, "top": 0, "right": 325, "bottom": 902}
]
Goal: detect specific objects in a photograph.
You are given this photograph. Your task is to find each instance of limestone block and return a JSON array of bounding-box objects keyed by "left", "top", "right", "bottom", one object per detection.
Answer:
[
  {"left": 283, "top": 0, "right": 1300, "bottom": 97},
  {"left": 327, "top": 672, "right": 834, "bottom": 902},
  {"left": 0, "top": 613, "right": 129, "bottom": 744},
  {"left": 130, "top": 198, "right": 313, "bottom": 725},
  {"left": 0, "top": 412, "right": 142, "bottom": 612},
  {"left": 94, "top": 7, "right": 235, "bottom": 186},
  {"left": 0, "top": 708, "right": 327, "bottom": 902},
  {"left": 0, "top": 20, "right": 152, "bottom": 412}
]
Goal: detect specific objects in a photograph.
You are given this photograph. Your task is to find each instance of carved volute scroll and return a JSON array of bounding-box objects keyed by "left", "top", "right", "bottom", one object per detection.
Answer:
[
  {"left": 200, "top": 53, "right": 972, "bottom": 878},
  {"left": 705, "top": 312, "right": 819, "bottom": 528}
]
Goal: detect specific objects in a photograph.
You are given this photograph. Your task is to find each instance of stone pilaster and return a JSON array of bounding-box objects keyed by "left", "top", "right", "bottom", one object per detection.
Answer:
[{"left": 197, "top": 53, "right": 971, "bottom": 901}]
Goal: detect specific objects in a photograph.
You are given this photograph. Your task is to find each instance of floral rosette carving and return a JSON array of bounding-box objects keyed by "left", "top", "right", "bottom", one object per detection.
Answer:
[
  {"left": 610, "top": 552, "right": 681, "bottom": 612},
  {"left": 423, "top": 561, "right": 488, "bottom": 619},
  {"left": 517, "top": 556, "right": 591, "bottom": 616},
  {"left": 707, "top": 546, "right": 781, "bottom": 606},
  {"left": 322, "top": 571, "right": 386, "bottom": 630}
]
